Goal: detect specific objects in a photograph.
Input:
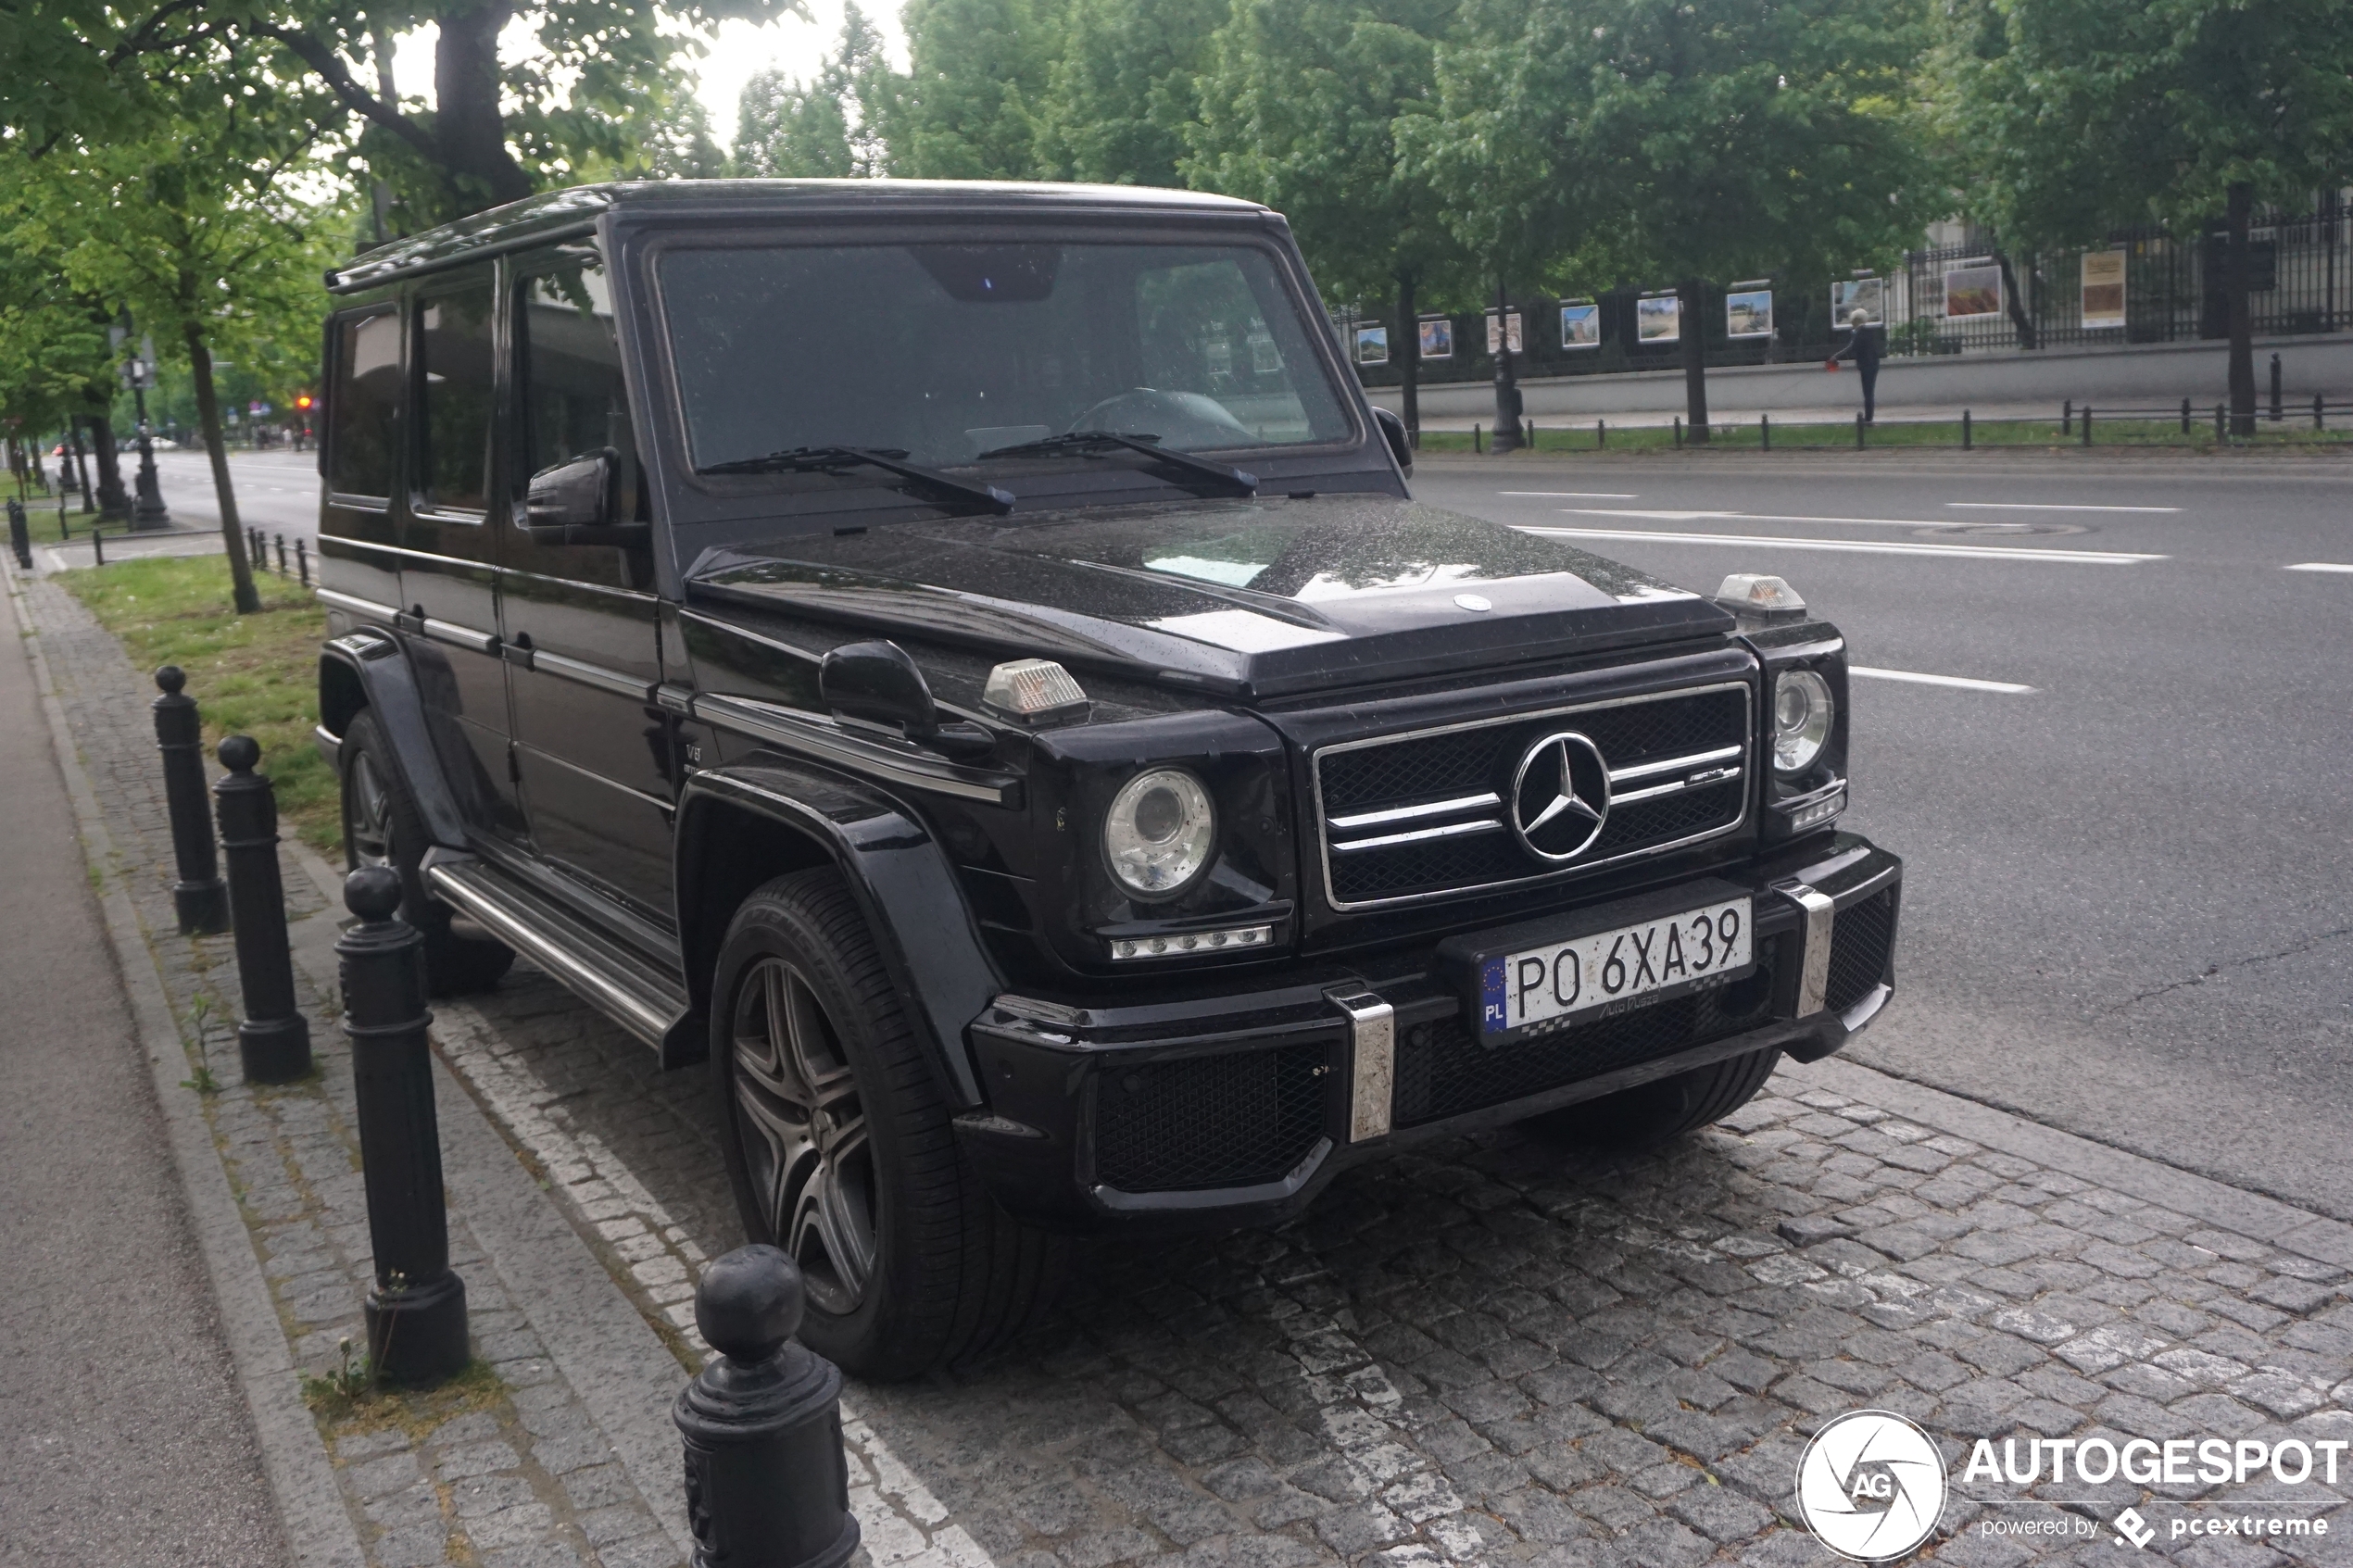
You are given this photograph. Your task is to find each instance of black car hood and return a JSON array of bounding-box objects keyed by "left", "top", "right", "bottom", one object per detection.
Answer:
[{"left": 685, "top": 494, "right": 1732, "bottom": 698}]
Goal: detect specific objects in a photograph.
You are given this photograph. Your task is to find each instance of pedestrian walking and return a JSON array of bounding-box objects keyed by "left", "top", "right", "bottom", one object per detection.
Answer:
[{"left": 1827, "top": 307, "right": 1882, "bottom": 424}]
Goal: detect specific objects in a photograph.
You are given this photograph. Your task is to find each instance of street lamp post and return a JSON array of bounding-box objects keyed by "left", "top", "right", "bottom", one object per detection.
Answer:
[{"left": 125, "top": 334, "right": 170, "bottom": 531}]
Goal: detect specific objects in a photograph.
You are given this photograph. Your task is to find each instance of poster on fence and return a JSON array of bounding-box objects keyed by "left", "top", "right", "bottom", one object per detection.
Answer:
[
  {"left": 1637, "top": 294, "right": 1680, "bottom": 343},
  {"left": 1356, "top": 325, "right": 1390, "bottom": 365},
  {"left": 1559, "top": 300, "right": 1600, "bottom": 348},
  {"left": 1831, "top": 277, "right": 1884, "bottom": 326},
  {"left": 2082, "top": 249, "right": 2127, "bottom": 329},
  {"left": 1485, "top": 310, "right": 1523, "bottom": 356},
  {"left": 1725, "top": 286, "right": 1774, "bottom": 339},
  {"left": 1944, "top": 262, "right": 2004, "bottom": 320},
  {"left": 1418, "top": 317, "right": 1453, "bottom": 359}
]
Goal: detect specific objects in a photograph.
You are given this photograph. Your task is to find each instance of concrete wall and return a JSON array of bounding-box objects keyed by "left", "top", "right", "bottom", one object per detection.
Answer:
[{"left": 1364, "top": 332, "right": 2353, "bottom": 420}]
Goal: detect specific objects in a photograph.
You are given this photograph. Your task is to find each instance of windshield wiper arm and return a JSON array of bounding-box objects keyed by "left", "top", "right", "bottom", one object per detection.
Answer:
[
  {"left": 699, "top": 445, "right": 1014, "bottom": 516},
  {"left": 975, "top": 430, "right": 1258, "bottom": 497}
]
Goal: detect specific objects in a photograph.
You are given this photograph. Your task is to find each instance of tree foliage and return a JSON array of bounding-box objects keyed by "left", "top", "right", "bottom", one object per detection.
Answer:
[
  {"left": 1034, "top": 0, "right": 1225, "bottom": 186},
  {"left": 734, "top": 4, "right": 888, "bottom": 177},
  {"left": 881, "top": 0, "right": 1063, "bottom": 179}
]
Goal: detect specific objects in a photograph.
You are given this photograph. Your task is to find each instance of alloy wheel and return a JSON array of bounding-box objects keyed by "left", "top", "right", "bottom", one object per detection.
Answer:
[
  {"left": 728, "top": 956, "right": 876, "bottom": 1316},
  {"left": 346, "top": 750, "right": 395, "bottom": 870}
]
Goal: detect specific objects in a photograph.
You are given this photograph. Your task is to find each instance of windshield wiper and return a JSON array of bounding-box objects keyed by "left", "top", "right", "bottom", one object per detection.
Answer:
[
  {"left": 975, "top": 430, "right": 1258, "bottom": 497},
  {"left": 699, "top": 445, "right": 1014, "bottom": 516}
]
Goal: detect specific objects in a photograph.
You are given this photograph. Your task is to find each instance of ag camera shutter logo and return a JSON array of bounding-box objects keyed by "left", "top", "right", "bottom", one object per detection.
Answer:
[{"left": 1794, "top": 1410, "right": 1948, "bottom": 1561}]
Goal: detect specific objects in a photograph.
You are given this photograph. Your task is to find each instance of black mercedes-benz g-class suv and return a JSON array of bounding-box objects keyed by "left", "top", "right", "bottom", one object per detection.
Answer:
[{"left": 311, "top": 180, "right": 1900, "bottom": 1377}]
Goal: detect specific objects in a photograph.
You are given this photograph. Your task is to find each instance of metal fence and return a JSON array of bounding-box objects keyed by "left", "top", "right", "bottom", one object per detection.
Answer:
[{"left": 1346, "top": 196, "right": 2353, "bottom": 389}]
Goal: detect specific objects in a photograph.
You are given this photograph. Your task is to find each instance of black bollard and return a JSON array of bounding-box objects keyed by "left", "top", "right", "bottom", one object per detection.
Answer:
[
  {"left": 676, "top": 1247, "right": 860, "bottom": 1568},
  {"left": 2182, "top": 396, "right": 2192, "bottom": 434},
  {"left": 2081, "top": 405, "right": 2093, "bottom": 445},
  {"left": 152, "top": 668, "right": 228, "bottom": 935},
  {"left": 90, "top": 524, "right": 104, "bottom": 566},
  {"left": 273, "top": 533, "right": 288, "bottom": 575},
  {"left": 1855, "top": 410, "right": 1865, "bottom": 449},
  {"left": 1961, "top": 408, "right": 1972, "bottom": 450},
  {"left": 2270, "top": 353, "right": 2283, "bottom": 422},
  {"left": 1761, "top": 413, "right": 1769, "bottom": 450},
  {"left": 213, "top": 736, "right": 311, "bottom": 1083},
  {"left": 6, "top": 498, "right": 27, "bottom": 571},
  {"left": 339, "top": 866, "right": 470, "bottom": 1383},
  {"left": 295, "top": 537, "right": 308, "bottom": 586}
]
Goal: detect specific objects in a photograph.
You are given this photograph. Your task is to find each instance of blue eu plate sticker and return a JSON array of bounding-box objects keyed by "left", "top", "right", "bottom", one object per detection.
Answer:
[{"left": 1480, "top": 959, "right": 1508, "bottom": 1032}]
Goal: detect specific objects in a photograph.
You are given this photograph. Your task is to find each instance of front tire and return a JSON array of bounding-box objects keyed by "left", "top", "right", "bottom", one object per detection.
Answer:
[
  {"left": 1526, "top": 1047, "right": 1781, "bottom": 1152},
  {"left": 710, "top": 869, "right": 1063, "bottom": 1379},
  {"left": 339, "top": 709, "right": 514, "bottom": 997}
]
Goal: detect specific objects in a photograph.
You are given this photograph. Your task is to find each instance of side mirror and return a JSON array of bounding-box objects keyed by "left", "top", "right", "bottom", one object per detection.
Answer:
[
  {"left": 820, "top": 641, "right": 942, "bottom": 739},
  {"left": 819, "top": 640, "right": 997, "bottom": 759},
  {"left": 522, "top": 450, "right": 648, "bottom": 546},
  {"left": 1373, "top": 406, "right": 1414, "bottom": 477}
]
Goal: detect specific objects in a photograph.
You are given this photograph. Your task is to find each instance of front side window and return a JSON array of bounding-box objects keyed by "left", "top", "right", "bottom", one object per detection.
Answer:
[
  {"left": 328, "top": 307, "right": 400, "bottom": 498},
  {"left": 415, "top": 279, "right": 497, "bottom": 513},
  {"left": 658, "top": 241, "right": 1352, "bottom": 474},
  {"left": 516, "top": 254, "right": 645, "bottom": 521}
]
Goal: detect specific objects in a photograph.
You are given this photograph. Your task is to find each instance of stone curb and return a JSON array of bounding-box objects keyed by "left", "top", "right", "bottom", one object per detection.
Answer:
[
  {"left": 1793, "top": 1057, "right": 2353, "bottom": 1270},
  {"left": 0, "top": 553, "right": 367, "bottom": 1568}
]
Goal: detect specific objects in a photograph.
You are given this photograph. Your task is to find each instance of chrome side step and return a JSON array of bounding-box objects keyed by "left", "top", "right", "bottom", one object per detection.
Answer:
[{"left": 423, "top": 855, "right": 698, "bottom": 1063}]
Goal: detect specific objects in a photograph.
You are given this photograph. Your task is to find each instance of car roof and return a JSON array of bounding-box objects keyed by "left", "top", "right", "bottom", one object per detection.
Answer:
[{"left": 327, "top": 179, "right": 1276, "bottom": 295}]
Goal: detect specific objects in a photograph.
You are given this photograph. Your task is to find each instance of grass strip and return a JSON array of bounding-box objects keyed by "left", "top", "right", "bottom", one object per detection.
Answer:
[{"left": 54, "top": 554, "right": 339, "bottom": 855}]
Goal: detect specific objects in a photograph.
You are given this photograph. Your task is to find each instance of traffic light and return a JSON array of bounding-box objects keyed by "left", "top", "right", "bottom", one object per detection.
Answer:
[{"left": 295, "top": 393, "right": 313, "bottom": 411}]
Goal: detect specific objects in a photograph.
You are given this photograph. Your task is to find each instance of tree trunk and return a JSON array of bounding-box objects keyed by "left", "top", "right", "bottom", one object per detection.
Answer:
[
  {"left": 185, "top": 323, "right": 262, "bottom": 615},
  {"left": 1680, "top": 277, "right": 1710, "bottom": 442},
  {"left": 69, "top": 424, "right": 94, "bottom": 512},
  {"left": 87, "top": 410, "right": 132, "bottom": 521},
  {"left": 1994, "top": 248, "right": 2037, "bottom": 351},
  {"left": 1396, "top": 270, "right": 1420, "bottom": 442},
  {"left": 434, "top": 4, "right": 534, "bottom": 215},
  {"left": 2225, "top": 182, "right": 2256, "bottom": 436},
  {"left": 1491, "top": 275, "right": 1521, "bottom": 454}
]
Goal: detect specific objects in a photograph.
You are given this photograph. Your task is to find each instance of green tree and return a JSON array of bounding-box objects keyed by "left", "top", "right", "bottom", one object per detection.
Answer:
[
  {"left": 1416, "top": 0, "right": 1931, "bottom": 441},
  {"left": 1035, "top": 0, "right": 1227, "bottom": 187},
  {"left": 735, "top": 3, "right": 888, "bottom": 177},
  {"left": 1934, "top": 0, "right": 2353, "bottom": 433},
  {"left": 881, "top": 0, "right": 1063, "bottom": 179},
  {"left": 10, "top": 60, "right": 340, "bottom": 610},
  {"left": 6, "top": 0, "right": 800, "bottom": 224},
  {"left": 1184, "top": 0, "right": 1471, "bottom": 437}
]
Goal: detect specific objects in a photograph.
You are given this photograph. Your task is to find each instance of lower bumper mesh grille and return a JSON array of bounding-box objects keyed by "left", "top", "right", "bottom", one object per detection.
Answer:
[
  {"left": 1825, "top": 889, "right": 1896, "bottom": 1014},
  {"left": 1093, "top": 1044, "right": 1329, "bottom": 1193},
  {"left": 1394, "top": 934, "right": 1786, "bottom": 1127}
]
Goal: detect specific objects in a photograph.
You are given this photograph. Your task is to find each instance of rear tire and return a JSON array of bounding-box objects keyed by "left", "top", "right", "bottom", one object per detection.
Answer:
[
  {"left": 340, "top": 709, "right": 514, "bottom": 997},
  {"left": 710, "top": 868, "right": 1063, "bottom": 1379},
  {"left": 1526, "top": 1047, "right": 1781, "bottom": 1152}
]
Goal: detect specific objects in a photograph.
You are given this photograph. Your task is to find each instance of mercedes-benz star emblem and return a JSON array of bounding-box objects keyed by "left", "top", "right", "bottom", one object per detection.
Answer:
[{"left": 1509, "top": 731, "right": 1611, "bottom": 862}]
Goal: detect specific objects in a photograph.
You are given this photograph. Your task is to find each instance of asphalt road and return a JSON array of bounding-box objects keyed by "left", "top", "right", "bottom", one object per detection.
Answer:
[
  {"left": 0, "top": 574, "right": 290, "bottom": 1565},
  {"left": 130, "top": 445, "right": 2353, "bottom": 1220},
  {"left": 1414, "top": 450, "right": 2353, "bottom": 1222}
]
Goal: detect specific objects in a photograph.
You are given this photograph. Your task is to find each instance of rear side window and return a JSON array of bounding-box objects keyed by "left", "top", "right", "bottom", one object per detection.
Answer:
[
  {"left": 328, "top": 307, "right": 400, "bottom": 498},
  {"left": 415, "top": 279, "right": 497, "bottom": 514},
  {"left": 516, "top": 252, "right": 645, "bottom": 521}
]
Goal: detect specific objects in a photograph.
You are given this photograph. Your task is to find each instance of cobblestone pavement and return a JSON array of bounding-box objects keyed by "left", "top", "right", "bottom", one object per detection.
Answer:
[
  {"left": 449, "top": 969, "right": 2353, "bottom": 1568},
  {"left": 23, "top": 562, "right": 2353, "bottom": 1567}
]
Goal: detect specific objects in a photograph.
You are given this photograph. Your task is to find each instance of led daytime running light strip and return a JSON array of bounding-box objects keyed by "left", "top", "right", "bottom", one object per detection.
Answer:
[{"left": 1110, "top": 923, "right": 1274, "bottom": 960}]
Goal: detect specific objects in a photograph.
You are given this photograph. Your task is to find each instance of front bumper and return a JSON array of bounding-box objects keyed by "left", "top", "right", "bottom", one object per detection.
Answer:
[{"left": 957, "top": 833, "right": 1901, "bottom": 1231}]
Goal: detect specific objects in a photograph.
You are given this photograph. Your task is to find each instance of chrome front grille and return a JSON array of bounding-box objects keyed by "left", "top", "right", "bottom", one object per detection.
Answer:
[{"left": 1314, "top": 683, "right": 1752, "bottom": 909}]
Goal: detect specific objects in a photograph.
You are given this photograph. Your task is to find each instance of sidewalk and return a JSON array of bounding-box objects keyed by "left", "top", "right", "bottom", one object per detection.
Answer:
[{"left": 9, "top": 552, "right": 2352, "bottom": 1565}]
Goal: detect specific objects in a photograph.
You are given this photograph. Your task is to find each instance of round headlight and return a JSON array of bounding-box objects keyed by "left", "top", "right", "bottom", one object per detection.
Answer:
[
  {"left": 1104, "top": 769, "right": 1216, "bottom": 897},
  {"left": 1773, "top": 669, "right": 1835, "bottom": 774}
]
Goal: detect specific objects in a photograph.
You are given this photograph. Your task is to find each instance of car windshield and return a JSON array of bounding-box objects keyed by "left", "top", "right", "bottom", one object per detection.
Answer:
[{"left": 659, "top": 241, "right": 1353, "bottom": 475}]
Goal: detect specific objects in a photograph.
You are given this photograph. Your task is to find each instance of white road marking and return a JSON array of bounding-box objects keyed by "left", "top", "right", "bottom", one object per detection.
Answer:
[
  {"left": 1498, "top": 490, "right": 1640, "bottom": 498},
  {"left": 1523, "top": 524, "right": 2168, "bottom": 565},
  {"left": 1946, "top": 501, "right": 2178, "bottom": 513},
  {"left": 1560, "top": 506, "right": 2113, "bottom": 532},
  {"left": 2284, "top": 562, "right": 2353, "bottom": 573},
  {"left": 1850, "top": 666, "right": 2037, "bottom": 694}
]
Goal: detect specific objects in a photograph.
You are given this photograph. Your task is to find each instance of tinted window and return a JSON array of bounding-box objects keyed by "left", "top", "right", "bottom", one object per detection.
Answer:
[
  {"left": 517, "top": 255, "right": 644, "bottom": 521},
  {"left": 659, "top": 243, "right": 1352, "bottom": 472},
  {"left": 328, "top": 308, "right": 400, "bottom": 497},
  {"left": 416, "top": 280, "right": 497, "bottom": 513}
]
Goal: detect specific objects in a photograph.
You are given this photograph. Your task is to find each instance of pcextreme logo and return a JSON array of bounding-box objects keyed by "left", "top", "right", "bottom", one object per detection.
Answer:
[{"left": 1793, "top": 1410, "right": 1948, "bottom": 1561}]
